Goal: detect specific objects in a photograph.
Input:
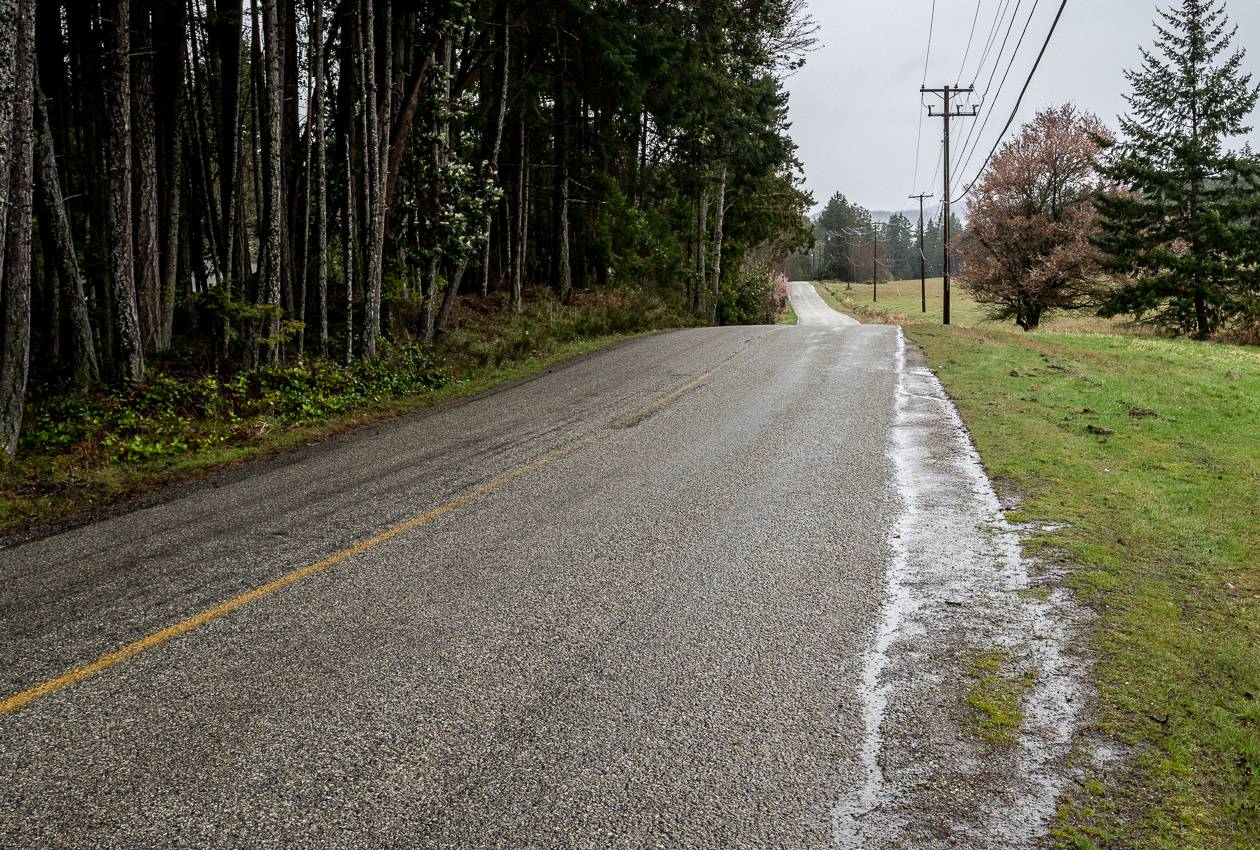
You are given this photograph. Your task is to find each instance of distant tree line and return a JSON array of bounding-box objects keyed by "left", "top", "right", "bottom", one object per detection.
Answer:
[
  {"left": 0, "top": 0, "right": 817, "bottom": 456},
  {"left": 786, "top": 191, "right": 963, "bottom": 283}
]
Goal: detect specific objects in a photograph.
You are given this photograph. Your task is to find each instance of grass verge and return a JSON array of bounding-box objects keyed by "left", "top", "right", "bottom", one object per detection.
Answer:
[
  {"left": 2, "top": 287, "right": 693, "bottom": 540},
  {"left": 814, "top": 278, "right": 1144, "bottom": 334},
  {"left": 816, "top": 279, "right": 1259, "bottom": 848}
]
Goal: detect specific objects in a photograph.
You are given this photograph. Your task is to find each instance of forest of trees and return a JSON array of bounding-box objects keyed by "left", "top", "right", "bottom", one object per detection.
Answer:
[
  {"left": 789, "top": 191, "right": 963, "bottom": 283},
  {"left": 0, "top": 0, "right": 816, "bottom": 456}
]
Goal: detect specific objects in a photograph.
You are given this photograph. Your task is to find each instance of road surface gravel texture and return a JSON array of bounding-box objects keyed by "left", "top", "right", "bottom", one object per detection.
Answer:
[{"left": 0, "top": 282, "right": 1091, "bottom": 848}]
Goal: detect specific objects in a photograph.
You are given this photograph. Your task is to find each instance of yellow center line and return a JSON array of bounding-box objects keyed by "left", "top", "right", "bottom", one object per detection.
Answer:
[{"left": 0, "top": 362, "right": 733, "bottom": 716}]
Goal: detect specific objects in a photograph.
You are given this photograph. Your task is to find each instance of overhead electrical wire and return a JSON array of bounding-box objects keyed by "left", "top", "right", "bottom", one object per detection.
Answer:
[
  {"left": 956, "top": 0, "right": 1069, "bottom": 200},
  {"left": 969, "top": 0, "right": 1014, "bottom": 90},
  {"left": 952, "top": 0, "right": 1031, "bottom": 166},
  {"left": 947, "top": 0, "right": 1021, "bottom": 189},
  {"left": 955, "top": 0, "right": 985, "bottom": 85},
  {"left": 910, "top": 0, "right": 938, "bottom": 195},
  {"left": 951, "top": 0, "right": 1044, "bottom": 195}
]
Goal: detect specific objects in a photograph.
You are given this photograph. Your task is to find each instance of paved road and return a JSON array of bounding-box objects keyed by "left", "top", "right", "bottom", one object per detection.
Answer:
[
  {"left": 0, "top": 286, "right": 1080, "bottom": 848},
  {"left": 788, "top": 281, "right": 859, "bottom": 327}
]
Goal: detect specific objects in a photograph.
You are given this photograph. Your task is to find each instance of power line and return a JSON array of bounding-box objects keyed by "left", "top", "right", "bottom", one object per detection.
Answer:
[
  {"left": 956, "top": 0, "right": 1069, "bottom": 200},
  {"left": 926, "top": 143, "right": 944, "bottom": 198},
  {"left": 955, "top": 0, "right": 985, "bottom": 84},
  {"left": 911, "top": 0, "right": 938, "bottom": 194},
  {"left": 947, "top": 0, "right": 1026, "bottom": 188},
  {"left": 921, "top": 0, "right": 936, "bottom": 87},
  {"left": 951, "top": 0, "right": 1043, "bottom": 195},
  {"left": 976, "top": 0, "right": 1027, "bottom": 105},
  {"left": 970, "top": 0, "right": 1014, "bottom": 90}
]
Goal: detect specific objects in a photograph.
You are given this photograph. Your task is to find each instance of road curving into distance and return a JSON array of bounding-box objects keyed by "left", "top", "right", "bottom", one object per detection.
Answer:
[
  {"left": 0, "top": 284, "right": 1085, "bottom": 848},
  {"left": 788, "top": 280, "right": 860, "bottom": 327}
]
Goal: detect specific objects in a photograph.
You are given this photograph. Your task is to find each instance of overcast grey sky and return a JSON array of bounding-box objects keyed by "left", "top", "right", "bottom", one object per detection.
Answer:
[{"left": 786, "top": 0, "right": 1260, "bottom": 214}]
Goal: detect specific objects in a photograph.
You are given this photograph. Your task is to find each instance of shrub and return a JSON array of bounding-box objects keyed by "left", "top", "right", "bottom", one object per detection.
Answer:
[
  {"left": 19, "top": 345, "right": 449, "bottom": 464},
  {"left": 717, "top": 264, "right": 784, "bottom": 325}
]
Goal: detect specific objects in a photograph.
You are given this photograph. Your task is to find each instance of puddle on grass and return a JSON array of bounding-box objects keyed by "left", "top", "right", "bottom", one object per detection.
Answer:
[{"left": 832, "top": 329, "right": 1093, "bottom": 849}]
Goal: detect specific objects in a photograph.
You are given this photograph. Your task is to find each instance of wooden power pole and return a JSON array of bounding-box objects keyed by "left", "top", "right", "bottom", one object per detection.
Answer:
[
  {"left": 871, "top": 220, "right": 878, "bottom": 302},
  {"left": 909, "top": 192, "right": 933, "bottom": 313},
  {"left": 922, "top": 85, "right": 976, "bottom": 326}
]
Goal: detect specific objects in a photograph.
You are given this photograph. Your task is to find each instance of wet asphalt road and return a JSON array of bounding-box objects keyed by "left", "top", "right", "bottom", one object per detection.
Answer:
[{"left": 1, "top": 287, "right": 906, "bottom": 847}]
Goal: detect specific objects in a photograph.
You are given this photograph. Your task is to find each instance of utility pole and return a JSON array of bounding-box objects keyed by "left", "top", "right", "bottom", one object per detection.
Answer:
[
  {"left": 840, "top": 226, "right": 862, "bottom": 291},
  {"left": 922, "top": 85, "right": 976, "bottom": 326},
  {"left": 871, "top": 220, "right": 878, "bottom": 302},
  {"left": 909, "top": 192, "right": 933, "bottom": 313}
]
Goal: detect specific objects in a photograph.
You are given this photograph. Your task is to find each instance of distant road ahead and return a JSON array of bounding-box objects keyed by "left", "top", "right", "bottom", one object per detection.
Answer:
[{"left": 789, "top": 280, "right": 859, "bottom": 327}]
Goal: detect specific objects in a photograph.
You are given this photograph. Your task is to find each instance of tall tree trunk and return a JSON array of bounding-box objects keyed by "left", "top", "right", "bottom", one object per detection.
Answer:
[
  {"left": 695, "top": 183, "right": 708, "bottom": 315},
  {"left": 374, "top": 0, "right": 392, "bottom": 339},
  {"left": 709, "top": 163, "right": 726, "bottom": 323},
  {"left": 153, "top": 0, "right": 185, "bottom": 352},
  {"left": 298, "top": 1, "right": 315, "bottom": 356},
  {"left": 480, "top": 1, "right": 511, "bottom": 298},
  {"left": 107, "top": 0, "right": 145, "bottom": 383},
  {"left": 209, "top": 0, "right": 243, "bottom": 292},
  {"left": 511, "top": 116, "right": 528, "bottom": 314},
  {"left": 359, "top": 0, "right": 384, "bottom": 357},
  {"left": 436, "top": 263, "right": 465, "bottom": 335},
  {"left": 260, "top": 0, "right": 284, "bottom": 364},
  {"left": 421, "top": 39, "right": 451, "bottom": 344},
  {"left": 310, "top": 0, "right": 329, "bottom": 357},
  {"left": 131, "top": 7, "right": 162, "bottom": 352},
  {"left": 34, "top": 89, "right": 98, "bottom": 386},
  {"left": 281, "top": 0, "right": 301, "bottom": 341},
  {"left": 344, "top": 138, "right": 355, "bottom": 364},
  {"left": 550, "top": 30, "right": 570, "bottom": 300},
  {"left": 0, "top": 0, "right": 35, "bottom": 457},
  {"left": 635, "top": 108, "right": 647, "bottom": 208},
  {"left": 555, "top": 170, "right": 570, "bottom": 300},
  {"left": 384, "top": 42, "right": 436, "bottom": 223}
]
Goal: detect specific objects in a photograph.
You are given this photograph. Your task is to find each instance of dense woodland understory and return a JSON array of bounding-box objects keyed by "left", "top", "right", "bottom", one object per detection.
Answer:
[{"left": 0, "top": 0, "right": 815, "bottom": 458}]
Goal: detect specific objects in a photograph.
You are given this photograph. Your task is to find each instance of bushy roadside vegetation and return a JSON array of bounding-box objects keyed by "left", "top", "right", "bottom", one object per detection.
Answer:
[
  {"left": 716, "top": 265, "right": 791, "bottom": 325},
  {"left": 20, "top": 346, "right": 451, "bottom": 466},
  {"left": 0, "top": 287, "right": 692, "bottom": 536}
]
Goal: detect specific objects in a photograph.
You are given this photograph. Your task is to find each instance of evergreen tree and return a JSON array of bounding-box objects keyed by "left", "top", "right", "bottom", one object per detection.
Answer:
[
  {"left": 1093, "top": 0, "right": 1260, "bottom": 338},
  {"left": 921, "top": 211, "right": 962, "bottom": 278},
  {"left": 884, "top": 213, "right": 915, "bottom": 279},
  {"left": 816, "top": 192, "right": 873, "bottom": 281}
]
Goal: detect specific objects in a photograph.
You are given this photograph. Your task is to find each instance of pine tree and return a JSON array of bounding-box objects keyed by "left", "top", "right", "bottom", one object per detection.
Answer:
[
  {"left": 884, "top": 213, "right": 915, "bottom": 280},
  {"left": 1093, "top": 0, "right": 1260, "bottom": 338}
]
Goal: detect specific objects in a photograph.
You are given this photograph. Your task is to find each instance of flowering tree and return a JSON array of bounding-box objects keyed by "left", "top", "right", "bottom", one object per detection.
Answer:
[{"left": 960, "top": 105, "right": 1113, "bottom": 331}]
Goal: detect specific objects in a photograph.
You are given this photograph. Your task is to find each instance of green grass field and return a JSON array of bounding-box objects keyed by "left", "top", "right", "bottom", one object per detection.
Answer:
[
  {"left": 816, "top": 278, "right": 1145, "bottom": 334},
  {"left": 813, "top": 279, "right": 1260, "bottom": 848}
]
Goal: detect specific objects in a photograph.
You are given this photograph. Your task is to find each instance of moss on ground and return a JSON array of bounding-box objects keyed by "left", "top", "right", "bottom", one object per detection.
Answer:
[{"left": 965, "top": 650, "right": 1035, "bottom": 745}]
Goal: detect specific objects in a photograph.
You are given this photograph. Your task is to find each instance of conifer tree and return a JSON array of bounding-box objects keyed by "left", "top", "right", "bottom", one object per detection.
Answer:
[{"left": 1093, "top": 0, "right": 1260, "bottom": 338}]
